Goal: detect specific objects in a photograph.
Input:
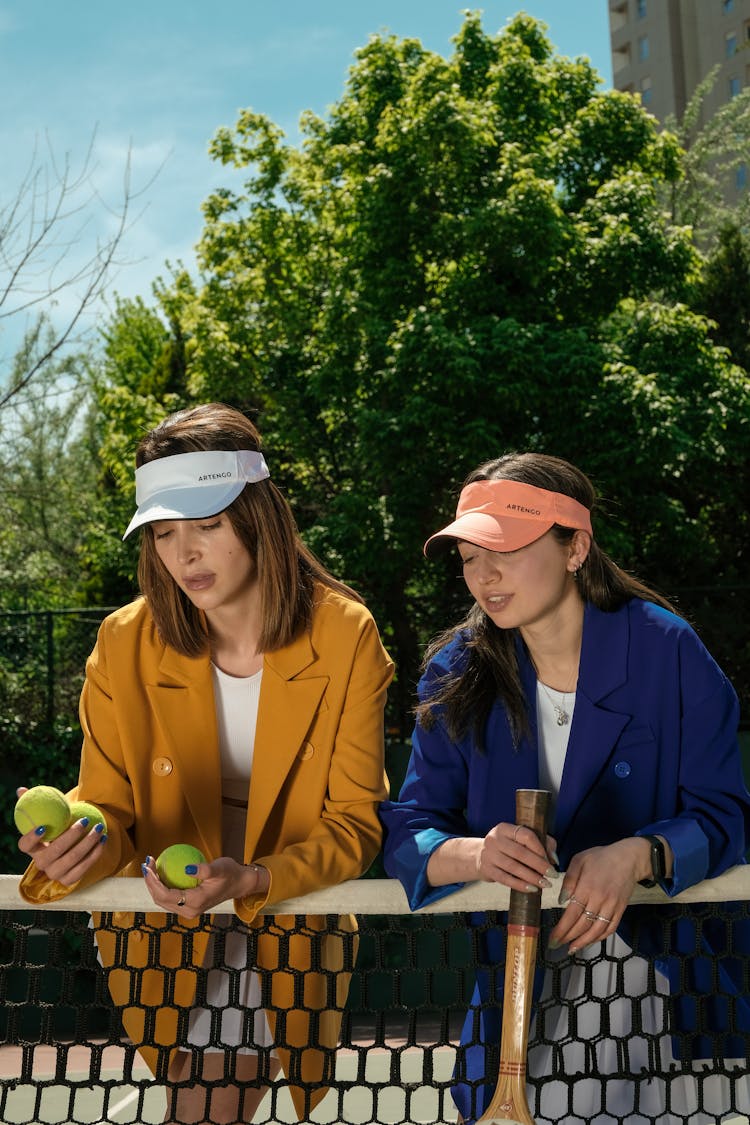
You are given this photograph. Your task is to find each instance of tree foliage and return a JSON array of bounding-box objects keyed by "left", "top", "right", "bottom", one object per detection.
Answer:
[
  {"left": 695, "top": 221, "right": 750, "bottom": 372},
  {"left": 90, "top": 13, "right": 750, "bottom": 727},
  {"left": 665, "top": 69, "right": 750, "bottom": 247},
  {"left": 0, "top": 325, "right": 100, "bottom": 609}
]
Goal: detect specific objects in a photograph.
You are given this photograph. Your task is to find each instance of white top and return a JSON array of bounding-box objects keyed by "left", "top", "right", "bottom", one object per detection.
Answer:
[
  {"left": 211, "top": 663, "right": 262, "bottom": 859},
  {"left": 536, "top": 681, "right": 575, "bottom": 815}
]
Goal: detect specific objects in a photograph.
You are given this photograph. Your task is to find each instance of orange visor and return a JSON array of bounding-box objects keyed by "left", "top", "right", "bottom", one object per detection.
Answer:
[{"left": 424, "top": 479, "right": 593, "bottom": 558}]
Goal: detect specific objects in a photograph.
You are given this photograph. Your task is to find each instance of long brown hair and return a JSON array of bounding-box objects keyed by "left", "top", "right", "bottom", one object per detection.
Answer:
[
  {"left": 418, "top": 452, "right": 676, "bottom": 748},
  {"left": 135, "top": 403, "right": 362, "bottom": 656}
]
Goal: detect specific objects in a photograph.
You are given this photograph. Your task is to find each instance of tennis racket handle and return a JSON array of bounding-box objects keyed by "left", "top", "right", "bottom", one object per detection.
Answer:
[{"left": 508, "top": 789, "right": 550, "bottom": 928}]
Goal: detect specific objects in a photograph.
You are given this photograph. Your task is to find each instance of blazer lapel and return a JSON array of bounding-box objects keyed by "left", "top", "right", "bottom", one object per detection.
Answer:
[
  {"left": 553, "top": 602, "right": 632, "bottom": 845},
  {"left": 145, "top": 644, "right": 223, "bottom": 860},
  {"left": 245, "top": 630, "right": 328, "bottom": 860}
]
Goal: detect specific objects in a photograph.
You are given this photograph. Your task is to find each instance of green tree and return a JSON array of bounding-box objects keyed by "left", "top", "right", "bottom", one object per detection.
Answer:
[
  {"left": 97, "top": 13, "right": 749, "bottom": 727},
  {"left": 694, "top": 221, "right": 750, "bottom": 372},
  {"left": 0, "top": 329, "right": 109, "bottom": 734},
  {"left": 0, "top": 322, "right": 99, "bottom": 610}
]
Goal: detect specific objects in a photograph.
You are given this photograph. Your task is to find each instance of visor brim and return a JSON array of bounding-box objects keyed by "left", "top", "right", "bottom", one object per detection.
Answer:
[
  {"left": 424, "top": 514, "right": 554, "bottom": 558},
  {"left": 122, "top": 481, "right": 246, "bottom": 539}
]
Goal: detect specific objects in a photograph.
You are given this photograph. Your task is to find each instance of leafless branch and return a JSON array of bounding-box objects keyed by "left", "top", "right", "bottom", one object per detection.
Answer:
[{"left": 0, "top": 130, "right": 162, "bottom": 409}]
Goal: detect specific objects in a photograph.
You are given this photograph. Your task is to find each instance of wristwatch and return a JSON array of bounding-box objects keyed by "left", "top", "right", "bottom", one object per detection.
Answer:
[{"left": 638, "top": 834, "right": 666, "bottom": 887}]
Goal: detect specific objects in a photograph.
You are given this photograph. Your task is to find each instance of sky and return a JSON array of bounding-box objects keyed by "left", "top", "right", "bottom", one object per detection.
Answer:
[{"left": 0, "top": 2, "right": 613, "bottom": 358}]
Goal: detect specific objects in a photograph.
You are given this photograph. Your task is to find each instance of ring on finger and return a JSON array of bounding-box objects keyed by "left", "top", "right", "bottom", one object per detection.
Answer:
[
  {"left": 570, "top": 895, "right": 586, "bottom": 910},
  {"left": 583, "top": 908, "right": 611, "bottom": 924},
  {"left": 513, "top": 825, "right": 522, "bottom": 842},
  {"left": 177, "top": 895, "right": 186, "bottom": 908}
]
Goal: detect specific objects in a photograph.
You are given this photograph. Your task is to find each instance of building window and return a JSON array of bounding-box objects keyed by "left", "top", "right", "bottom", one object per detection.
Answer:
[
  {"left": 726, "top": 31, "right": 738, "bottom": 57},
  {"left": 640, "top": 76, "right": 652, "bottom": 106},
  {"left": 610, "top": 0, "right": 628, "bottom": 32},
  {"left": 613, "top": 43, "right": 632, "bottom": 74},
  {"left": 736, "top": 163, "right": 747, "bottom": 191},
  {"left": 729, "top": 75, "right": 741, "bottom": 97},
  {"left": 724, "top": 0, "right": 735, "bottom": 13},
  {"left": 638, "top": 35, "right": 649, "bottom": 62},
  {"left": 637, "top": 0, "right": 647, "bottom": 17}
]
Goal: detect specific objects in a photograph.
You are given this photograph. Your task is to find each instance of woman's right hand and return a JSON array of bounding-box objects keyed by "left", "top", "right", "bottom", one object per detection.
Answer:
[
  {"left": 428, "top": 822, "right": 559, "bottom": 891},
  {"left": 16, "top": 786, "right": 107, "bottom": 887},
  {"left": 476, "top": 822, "right": 559, "bottom": 892}
]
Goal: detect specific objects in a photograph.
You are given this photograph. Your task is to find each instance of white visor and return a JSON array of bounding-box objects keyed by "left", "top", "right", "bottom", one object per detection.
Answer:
[{"left": 123, "top": 449, "right": 270, "bottom": 539}]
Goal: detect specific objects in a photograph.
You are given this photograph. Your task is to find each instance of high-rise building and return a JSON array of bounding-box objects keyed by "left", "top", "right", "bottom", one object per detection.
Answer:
[{"left": 609, "top": 0, "right": 750, "bottom": 125}]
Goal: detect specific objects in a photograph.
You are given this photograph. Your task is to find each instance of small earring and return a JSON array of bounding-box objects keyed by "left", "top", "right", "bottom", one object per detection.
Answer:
[{"left": 573, "top": 563, "right": 583, "bottom": 578}]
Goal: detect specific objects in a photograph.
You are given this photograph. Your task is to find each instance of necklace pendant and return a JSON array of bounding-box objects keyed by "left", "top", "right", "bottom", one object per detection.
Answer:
[{"left": 554, "top": 706, "right": 569, "bottom": 726}]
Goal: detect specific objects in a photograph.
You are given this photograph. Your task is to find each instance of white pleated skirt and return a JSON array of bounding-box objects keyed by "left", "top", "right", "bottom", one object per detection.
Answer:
[
  {"left": 528, "top": 932, "right": 750, "bottom": 1124},
  {"left": 186, "top": 798, "right": 274, "bottom": 1054},
  {"left": 186, "top": 914, "right": 274, "bottom": 1053}
]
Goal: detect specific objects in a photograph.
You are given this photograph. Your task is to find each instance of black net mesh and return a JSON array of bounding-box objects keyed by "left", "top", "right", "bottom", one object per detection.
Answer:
[{"left": 0, "top": 900, "right": 748, "bottom": 1125}]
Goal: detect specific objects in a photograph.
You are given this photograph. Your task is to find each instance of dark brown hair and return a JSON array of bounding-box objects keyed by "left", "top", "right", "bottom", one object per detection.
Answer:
[
  {"left": 135, "top": 403, "right": 361, "bottom": 656},
  {"left": 418, "top": 452, "right": 676, "bottom": 748}
]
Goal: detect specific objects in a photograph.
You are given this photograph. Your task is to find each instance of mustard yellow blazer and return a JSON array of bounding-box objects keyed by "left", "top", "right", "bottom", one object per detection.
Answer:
[{"left": 20, "top": 585, "right": 393, "bottom": 1118}]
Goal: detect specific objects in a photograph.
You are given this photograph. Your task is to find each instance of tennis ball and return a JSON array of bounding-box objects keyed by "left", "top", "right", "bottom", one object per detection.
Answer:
[
  {"left": 156, "top": 843, "right": 206, "bottom": 889},
  {"left": 67, "top": 800, "right": 107, "bottom": 834},
  {"left": 14, "top": 785, "right": 72, "bottom": 840}
]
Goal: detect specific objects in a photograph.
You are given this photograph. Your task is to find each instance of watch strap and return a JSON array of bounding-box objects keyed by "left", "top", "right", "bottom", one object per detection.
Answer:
[{"left": 638, "top": 833, "right": 666, "bottom": 887}]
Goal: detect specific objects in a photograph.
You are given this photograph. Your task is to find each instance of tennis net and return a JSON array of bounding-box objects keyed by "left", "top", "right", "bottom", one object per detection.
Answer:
[{"left": 1, "top": 871, "right": 749, "bottom": 1125}]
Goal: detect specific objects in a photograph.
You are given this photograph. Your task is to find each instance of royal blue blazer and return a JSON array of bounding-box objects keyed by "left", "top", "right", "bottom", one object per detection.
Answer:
[{"left": 380, "top": 599, "right": 750, "bottom": 1115}]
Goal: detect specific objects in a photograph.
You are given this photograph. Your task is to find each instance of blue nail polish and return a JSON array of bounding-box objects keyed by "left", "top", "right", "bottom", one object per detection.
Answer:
[
  {"left": 99, "top": 834, "right": 108, "bottom": 844},
  {"left": 94, "top": 822, "right": 104, "bottom": 833},
  {"left": 35, "top": 826, "right": 46, "bottom": 836},
  {"left": 141, "top": 863, "right": 148, "bottom": 877},
  {"left": 79, "top": 817, "right": 90, "bottom": 828},
  {"left": 185, "top": 864, "right": 198, "bottom": 875}
]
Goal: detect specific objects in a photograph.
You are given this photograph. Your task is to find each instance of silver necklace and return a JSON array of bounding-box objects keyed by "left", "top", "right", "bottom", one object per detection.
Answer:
[{"left": 539, "top": 681, "right": 573, "bottom": 726}]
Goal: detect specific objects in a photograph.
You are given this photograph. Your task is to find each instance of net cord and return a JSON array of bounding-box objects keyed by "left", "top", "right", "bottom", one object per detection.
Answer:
[{"left": 2, "top": 867, "right": 749, "bottom": 914}]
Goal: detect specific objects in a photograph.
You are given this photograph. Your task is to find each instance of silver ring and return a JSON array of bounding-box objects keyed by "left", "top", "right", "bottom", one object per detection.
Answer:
[
  {"left": 570, "top": 895, "right": 586, "bottom": 909},
  {"left": 177, "top": 895, "right": 186, "bottom": 907},
  {"left": 513, "top": 825, "right": 522, "bottom": 842},
  {"left": 581, "top": 907, "right": 611, "bottom": 924}
]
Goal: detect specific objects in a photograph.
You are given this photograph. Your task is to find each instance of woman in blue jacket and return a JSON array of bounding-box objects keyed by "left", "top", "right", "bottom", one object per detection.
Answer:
[{"left": 380, "top": 452, "right": 750, "bottom": 1125}]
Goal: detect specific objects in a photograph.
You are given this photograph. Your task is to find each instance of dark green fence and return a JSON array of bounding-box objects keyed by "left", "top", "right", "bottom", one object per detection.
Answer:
[
  {"left": 0, "top": 590, "right": 747, "bottom": 731},
  {"left": 0, "top": 607, "right": 119, "bottom": 727}
]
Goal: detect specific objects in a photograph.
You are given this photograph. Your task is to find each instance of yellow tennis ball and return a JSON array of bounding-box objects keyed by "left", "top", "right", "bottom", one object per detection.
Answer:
[
  {"left": 14, "top": 785, "right": 72, "bottom": 840},
  {"left": 155, "top": 843, "right": 206, "bottom": 889},
  {"left": 67, "top": 800, "right": 107, "bottom": 834}
]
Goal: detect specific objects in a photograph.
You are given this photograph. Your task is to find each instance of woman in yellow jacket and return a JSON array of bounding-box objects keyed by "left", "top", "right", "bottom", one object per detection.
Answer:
[{"left": 18, "top": 402, "right": 393, "bottom": 1125}]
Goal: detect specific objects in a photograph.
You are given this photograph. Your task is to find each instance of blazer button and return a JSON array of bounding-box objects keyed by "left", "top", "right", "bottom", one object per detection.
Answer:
[
  {"left": 153, "top": 757, "right": 173, "bottom": 776},
  {"left": 614, "top": 761, "right": 631, "bottom": 779},
  {"left": 298, "top": 742, "right": 314, "bottom": 761}
]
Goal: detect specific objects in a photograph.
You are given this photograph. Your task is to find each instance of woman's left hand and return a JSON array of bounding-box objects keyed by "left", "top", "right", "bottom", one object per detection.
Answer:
[
  {"left": 141, "top": 855, "right": 269, "bottom": 917},
  {"left": 549, "top": 838, "right": 647, "bottom": 954}
]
